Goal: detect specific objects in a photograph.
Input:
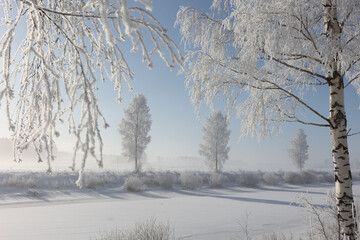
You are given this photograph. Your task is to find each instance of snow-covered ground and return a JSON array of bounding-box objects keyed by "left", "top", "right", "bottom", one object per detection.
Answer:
[{"left": 1, "top": 170, "right": 359, "bottom": 240}]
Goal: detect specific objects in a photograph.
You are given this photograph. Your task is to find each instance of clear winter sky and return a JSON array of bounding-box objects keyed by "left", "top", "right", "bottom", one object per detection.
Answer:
[{"left": 1, "top": 0, "right": 360, "bottom": 171}]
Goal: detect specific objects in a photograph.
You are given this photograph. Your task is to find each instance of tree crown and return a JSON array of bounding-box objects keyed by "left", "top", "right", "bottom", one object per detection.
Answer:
[{"left": 176, "top": 0, "right": 360, "bottom": 138}]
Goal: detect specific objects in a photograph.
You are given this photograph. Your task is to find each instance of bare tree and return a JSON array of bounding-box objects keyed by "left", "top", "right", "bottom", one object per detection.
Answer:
[
  {"left": 119, "top": 94, "right": 151, "bottom": 173},
  {"left": 0, "top": 0, "right": 182, "bottom": 187},
  {"left": 176, "top": 0, "right": 359, "bottom": 237},
  {"left": 199, "top": 111, "right": 230, "bottom": 172},
  {"left": 288, "top": 129, "right": 309, "bottom": 171}
]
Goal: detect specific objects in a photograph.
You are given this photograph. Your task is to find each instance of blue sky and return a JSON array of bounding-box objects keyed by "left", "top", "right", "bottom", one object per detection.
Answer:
[
  {"left": 1, "top": 0, "right": 360, "bottom": 171},
  {"left": 96, "top": 0, "right": 360, "bottom": 170}
]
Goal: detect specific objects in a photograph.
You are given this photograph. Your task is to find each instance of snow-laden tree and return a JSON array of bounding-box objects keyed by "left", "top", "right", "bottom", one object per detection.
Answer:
[
  {"left": 288, "top": 129, "right": 309, "bottom": 171},
  {"left": 119, "top": 94, "right": 151, "bottom": 173},
  {"left": 199, "top": 111, "right": 230, "bottom": 172},
  {"left": 176, "top": 0, "right": 360, "bottom": 237},
  {"left": 0, "top": 0, "right": 182, "bottom": 187}
]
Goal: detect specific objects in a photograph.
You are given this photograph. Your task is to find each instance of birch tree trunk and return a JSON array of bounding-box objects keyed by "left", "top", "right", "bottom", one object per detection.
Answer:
[
  {"left": 325, "top": 1, "right": 356, "bottom": 238},
  {"left": 329, "top": 74, "right": 355, "bottom": 239}
]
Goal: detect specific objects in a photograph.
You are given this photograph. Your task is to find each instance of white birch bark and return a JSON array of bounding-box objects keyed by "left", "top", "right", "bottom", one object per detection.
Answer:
[{"left": 329, "top": 74, "right": 355, "bottom": 239}]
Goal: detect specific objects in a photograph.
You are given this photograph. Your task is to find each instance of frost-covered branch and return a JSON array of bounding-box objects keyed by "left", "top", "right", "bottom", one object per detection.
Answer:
[
  {"left": 0, "top": 0, "right": 182, "bottom": 187},
  {"left": 283, "top": 118, "right": 331, "bottom": 128},
  {"left": 261, "top": 51, "right": 328, "bottom": 82}
]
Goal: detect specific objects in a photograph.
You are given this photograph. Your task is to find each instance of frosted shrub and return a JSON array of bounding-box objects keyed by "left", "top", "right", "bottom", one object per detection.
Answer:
[
  {"left": 315, "top": 171, "right": 334, "bottom": 183},
  {"left": 260, "top": 232, "right": 286, "bottom": 240},
  {"left": 209, "top": 173, "right": 225, "bottom": 188},
  {"left": 224, "top": 172, "right": 238, "bottom": 183},
  {"left": 156, "top": 173, "right": 177, "bottom": 190},
  {"left": 284, "top": 171, "right": 300, "bottom": 185},
  {"left": 5, "top": 175, "right": 36, "bottom": 188},
  {"left": 299, "top": 171, "right": 316, "bottom": 184},
  {"left": 141, "top": 172, "right": 158, "bottom": 186},
  {"left": 237, "top": 171, "right": 260, "bottom": 187},
  {"left": 25, "top": 178, "right": 37, "bottom": 188},
  {"left": 284, "top": 171, "right": 302, "bottom": 185},
  {"left": 262, "top": 172, "right": 281, "bottom": 186},
  {"left": 92, "top": 218, "right": 174, "bottom": 240},
  {"left": 50, "top": 180, "right": 60, "bottom": 189},
  {"left": 124, "top": 176, "right": 145, "bottom": 192},
  {"left": 6, "top": 175, "right": 20, "bottom": 187},
  {"left": 180, "top": 172, "right": 202, "bottom": 190},
  {"left": 85, "top": 175, "right": 104, "bottom": 189},
  {"left": 284, "top": 171, "right": 316, "bottom": 185},
  {"left": 27, "top": 189, "right": 40, "bottom": 197}
]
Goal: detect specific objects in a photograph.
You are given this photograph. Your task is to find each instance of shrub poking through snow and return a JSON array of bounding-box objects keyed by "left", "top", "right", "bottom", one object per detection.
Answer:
[
  {"left": 85, "top": 175, "right": 105, "bottom": 189},
  {"left": 92, "top": 218, "right": 174, "bottom": 240},
  {"left": 156, "top": 173, "right": 177, "bottom": 190},
  {"left": 179, "top": 172, "right": 202, "bottom": 190},
  {"left": 315, "top": 171, "right": 334, "bottom": 183},
  {"left": 283, "top": 171, "right": 316, "bottom": 185},
  {"left": 209, "top": 173, "right": 225, "bottom": 188},
  {"left": 27, "top": 189, "right": 40, "bottom": 197},
  {"left": 5, "top": 175, "right": 37, "bottom": 188},
  {"left": 283, "top": 171, "right": 301, "bottom": 185},
  {"left": 262, "top": 172, "right": 281, "bottom": 186},
  {"left": 124, "top": 176, "right": 145, "bottom": 192},
  {"left": 237, "top": 171, "right": 260, "bottom": 187}
]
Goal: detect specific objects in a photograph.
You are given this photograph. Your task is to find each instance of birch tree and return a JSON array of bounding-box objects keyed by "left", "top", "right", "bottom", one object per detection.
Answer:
[
  {"left": 119, "top": 94, "right": 151, "bottom": 173},
  {"left": 288, "top": 128, "right": 309, "bottom": 171},
  {"left": 176, "top": 0, "right": 360, "bottom": 238},
  {"left": 199, "top": 111, "right": 230, "bottom": 172},
  {"left": 0, "top": 0, "right": 182, "bottom": 187}
]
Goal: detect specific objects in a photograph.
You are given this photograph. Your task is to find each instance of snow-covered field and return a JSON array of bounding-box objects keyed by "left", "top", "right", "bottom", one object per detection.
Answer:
[{"left": 1, "top": 170, "right": 359, "bottom": 240}]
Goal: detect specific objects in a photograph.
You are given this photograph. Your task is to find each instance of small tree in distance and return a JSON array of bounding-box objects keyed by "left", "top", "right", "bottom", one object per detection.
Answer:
[
  {"left": 199, "top": 111, "right": 230, "bottom": 172},
  {"left": 119, "top": 94, "right": 152, "bottom": 173},
  {"left": 288, "top": 129, "right": 309, "bottom": 171}
]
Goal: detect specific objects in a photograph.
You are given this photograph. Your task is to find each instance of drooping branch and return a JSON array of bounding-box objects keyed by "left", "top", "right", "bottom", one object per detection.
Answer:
[
  {"left": 186, "top": 49, "right": 331, "bottom": 128},
  {"left": 283, "top": 117, "right": 331, "bottom": 128},
  {"left": 0, "top": 0, "right": 183, "bottom": 187},
  {"left": 262, "top": 79, "right": 332, "bottom": 127}
]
